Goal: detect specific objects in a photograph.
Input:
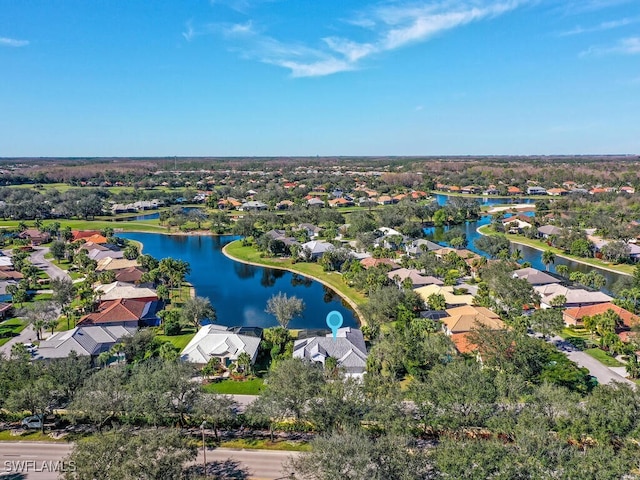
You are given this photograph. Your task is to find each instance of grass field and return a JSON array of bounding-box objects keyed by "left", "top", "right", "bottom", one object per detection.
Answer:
[
  {"left": 202, "top": 378, "right": 265, "bottom": 395},
  {"left": 585, "top": 348, "right": 623, "bottom": 367},
  {"left": 0, "top": 430, "right": 70, "bottom": 442},
  {"left": 0, "top": 218, "right": 168, "bottom": 233}
]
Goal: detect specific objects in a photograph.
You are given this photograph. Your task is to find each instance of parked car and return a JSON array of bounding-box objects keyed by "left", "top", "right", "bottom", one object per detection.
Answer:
[{"left": 21, "top": 414, "right": 43, "bottom": 429}]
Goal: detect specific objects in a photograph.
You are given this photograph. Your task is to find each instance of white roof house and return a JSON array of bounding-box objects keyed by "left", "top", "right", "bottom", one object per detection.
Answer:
[
  {"left": 300, "top": 240, "right": 335, "bottom": 259},
  {"left": 34, "top": 325, "right": 136, "bottom": 360},
  {"left": 96, "top": 282, "right": 157, "bottom": 301},
  {"left": 293, "top": 327, "right": 368, "bottom": 378},
  {"left": 180, "top": 324, "right": 262, "bottom": 366}
]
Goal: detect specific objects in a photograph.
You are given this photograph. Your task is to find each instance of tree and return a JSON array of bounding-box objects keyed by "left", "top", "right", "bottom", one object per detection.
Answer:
[
  {"left": 555, "top": 264, "right": 569, "bottom": 278},
  {"left": 50, "top": 277, "right": 76, "bottom": 328},
  {"left": 541, "top": 250, "right": 555, "bottom": 271},
  {"left": 265, "top": 292, "right": 305, "bottom": 329},
  {"left": 181, "top": 296, "right": 215, "bottom": 329},
  {"left": 50, "top": 240, "right": 67, "bottom": 263},
  {"left": 62, "top": 428, "right": 196, "bottom": 480},
  {"left": 601, "top": 240, "right": 631, "bottom": 264},
  {"left": 24, "top": 301, "right": 58, "bottom": 341},
  {"left": 529, "top": 308, "right": 564, "bottom": 339},
  {"left": 236, "top": 351, "right": 252, "bottom": 375},
  {"left": 6, "top": 375, "right": 59, "bottom": 433},
  {"left": 474, "top": 234, "right": 510, "bottom": 258},
  {"left": 427, "top": 293, "right": 446, "bottom": 311},
  {"left": 194, "top": 393, "right": 238, "bottom": 442},
  {"left": 286, "top": 431, "right": 431, "bottom": 480},
  {"left": 122, "top": 244, "right": 140, "bottom": 260}
]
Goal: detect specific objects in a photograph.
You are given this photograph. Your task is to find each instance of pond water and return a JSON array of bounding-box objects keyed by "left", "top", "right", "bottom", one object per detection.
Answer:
[
  {"left": 427, "top": 195, "right": 625, "bottom": 292},
  {"left": 433, "top": 193, "right": 535, "bottom": 207},
  {"left": 120, "top": 233, "right": 358, "bottom": 330}
]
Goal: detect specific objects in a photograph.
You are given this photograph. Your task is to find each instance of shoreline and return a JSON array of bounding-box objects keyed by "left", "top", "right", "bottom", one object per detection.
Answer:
[
  {"left": 221, "top": 241, "right": 366, "bottom": 326},
  {"left": 475, "top": 225, "right": 632, "bottom": 277}
]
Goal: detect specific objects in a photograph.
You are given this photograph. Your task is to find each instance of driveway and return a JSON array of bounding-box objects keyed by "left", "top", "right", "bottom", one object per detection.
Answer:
[
  {"left": 549, "top": 336, "right": 636, "bottom": 388},
  {"left": 29, "top": 247, "right": 71, "bottom": 282},
  {"left": 0, "top": 324, "right": 37, "bottom": 357}
]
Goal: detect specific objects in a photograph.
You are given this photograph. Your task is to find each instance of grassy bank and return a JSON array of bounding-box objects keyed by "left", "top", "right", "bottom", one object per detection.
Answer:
[
  {"left": 219, "top": 438, "right": 311, "bottom": 451},
  {"left": 585, "top": 348, "right": 624, "bottom": 367},
  {"left": 477, "top": 225, "right": 634, "bottom": 276},
  {"left": 0, "top": 318, "right": 28, "bottom": 347},
  {"left": 223, "top": 240, "right": 367, "bottom": 322},
  {"left": 0, "top": 218, "right": 167, "bottom": 233}
]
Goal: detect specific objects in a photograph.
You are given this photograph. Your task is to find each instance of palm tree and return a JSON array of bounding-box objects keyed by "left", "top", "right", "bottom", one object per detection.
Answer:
[
  {"left": 555, "top": 264, "right": 569, "bottom": 278},
  {"left": 541, "top": 250, "right": 556, "bottom": 272},
  {"left": 236, "top": 351, "right": 252, "bottom": 376}
]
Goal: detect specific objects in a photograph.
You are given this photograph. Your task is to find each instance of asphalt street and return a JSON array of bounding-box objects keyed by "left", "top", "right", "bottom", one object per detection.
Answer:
[{"left": 0, "top": 442, "right": 297, "bottom": 480}]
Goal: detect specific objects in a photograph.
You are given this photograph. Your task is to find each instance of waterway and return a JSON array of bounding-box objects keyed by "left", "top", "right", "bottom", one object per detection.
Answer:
[
  {"left": 428, "top": 194, "right": 625, "bottom": 291},
  {"left": 120, "top": 233, "right": 357, "bottom": 330}
]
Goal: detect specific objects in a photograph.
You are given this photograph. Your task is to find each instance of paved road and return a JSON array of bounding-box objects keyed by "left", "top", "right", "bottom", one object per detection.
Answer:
[
  {"left": 549, "top": 335, "right": 636, "bottom": 387},
  {"left": 29, "top": 248, "right": 70, "bottom": 282},
  {"left": 0, "top": 442, "right": 297, "bottom": 479}
]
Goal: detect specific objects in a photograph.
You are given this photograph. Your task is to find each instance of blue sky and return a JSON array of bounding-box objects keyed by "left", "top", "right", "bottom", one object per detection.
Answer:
[{"left": 1, "top": 0, "right": 639, "bottom": 157}]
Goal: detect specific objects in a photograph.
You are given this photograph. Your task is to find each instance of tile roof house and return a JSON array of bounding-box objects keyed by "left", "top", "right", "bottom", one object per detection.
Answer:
[
  {"left": 442, "top": 305, "right": 505, "bottom": 334},
  {"left": 360, "top": 257, "right": 399, "bottom": 270},
  {"left": 34, "top": 325, "right": 137, "bottom": 360},
  {"left": 72, "top": 230, "right": 102, "bottom": 241},
  {"left": 388, "top": 268, "right": 442, "bottom": 288},
  {"left": 96, "top": 281, "right": 158, "bottom": 301},
  {"left": 534, "top": 284, "right": 613, "bottom": 308},
  {"left": 96, "top": 257, "right": 140, "bottom": 272},
  {"left": 77, "top": 298, "right": 160, "bottom": 328},
  {"left": 18, "top": 229, "right": 50, "bottom": 246},
  {"left": 293, "top": 327, "right": 368, "bottom": 377},
  {"left": 180, "top": 324, "right": 263, "bottom": 366},
  {"left": 563, "top": 303, "right": 639, "bottom": 329},
  {"left": 415, "top": 285, "right": 475, "bottom": 307},
  {"left": 512, "top": 267, "right": 558, "bottom": 286}
]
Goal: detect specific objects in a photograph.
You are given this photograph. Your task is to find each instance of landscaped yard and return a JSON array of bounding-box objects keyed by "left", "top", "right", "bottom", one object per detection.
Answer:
[
  {"left": 220, "top": 438, "right": 310, "bottom": 451},
  {"left": 156, "top": 330, "right": 197, "bottom": 350},
  {"left": 585, "top": 348, "right": 623, "bottom": 367},
  {"left": 202, "top": 377, "right": 265, "bottom": 395}
]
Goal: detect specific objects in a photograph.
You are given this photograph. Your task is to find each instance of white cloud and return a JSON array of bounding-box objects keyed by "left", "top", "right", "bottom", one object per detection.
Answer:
[
  {"left": 559, "top": 16, "right": 639, "bottom": 36},
  {"left": 0, "top": 37, "right": 29, "bottom": 47},
  {"left": 196, "top": 1, "right": 527, "bottom": 77},
  {"left": 581, "top": 36, "right": 640, "bottom": 56},
  {"left": 182, "top": 21, "right": 196, "bottom": 41}
]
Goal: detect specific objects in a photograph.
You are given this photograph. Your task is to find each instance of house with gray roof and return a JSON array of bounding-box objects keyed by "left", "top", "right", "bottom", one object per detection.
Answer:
[
  {"left": 33, "top": 325, "right": 136, "bottom": 360},
  {"left": 537, "top": 225, "right": 564, "bottom": 239},
  {"left": 534, "top": 283, "right": 613, "bottom": 308},
  {"left": 180, "top": 324, "right": 262, "bottom": 367},
  {"left": 240, "top": 201, "right": 267, "bottom": 211},
  {"left": 405, "top": 239, "right": 442, "bottom": 255},
  {"left": 293, "top": 327, "right": 368, "bottom": 377},
  {"left": 300, "top": 240, "right": 335, "bottom": 260}
]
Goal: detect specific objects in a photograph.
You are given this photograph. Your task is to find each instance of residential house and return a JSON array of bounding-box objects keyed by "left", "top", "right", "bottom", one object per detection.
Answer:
[
  {"left": 72, "top": 230, "right": 102, "bottom": 241},
  {"left": 620, "top": 186, "right": 635, "bottom": 194},
  {"left": 328, "top": 198, "right": 354, "bottom": 208},
  {"left": 298, "top": 223, "right": 322, "bottom": 239},
  {"left": 388, "top": 268, "right": 442, "bottom": 288},
  {"left": 77, "top": 298, "right": 161, "bottom": 328},
  {"left": 218, "top": 198, "right": 242, "bottom": 210},
  {"left": 96, "top": 281, "right": 158, "bottom": 301},
  {"left": 546, "top": 188, "right": 568, "bottom": 196},
  {"left": 376, "top": 195, "right": 394, "bottom": 205},
  {"left": 33, "top": 325, "right": 137, "bottom": 360},
  {"left": 275, "top": 200, "right": 294, "bottom": 210},
  {"left": 95, "top": 257, "right": 139, "bottom": 272},
  {"left": 300, "top": 240, "right": 334, "bottom": 260},
  {"left": 114, "top": 266, "right": 146, "bottom": 284},
  {"left": 502, "top": 215, "right": 532, "bottom": 233},
  {"left": 563, "top": 303, "right": 639, "bottom": 329},
  {"left": 415, "top": 284, "right": 475, "bottom": 308},
  {"left": 0, "top": 302, "right": 12, "bottom": 320},
  {"left": 405, "top": 239, "right": 442, "bottom": 255},
  {"left": 507, "top": 186, "right": 522, "bottom": 195},
  {"left": 512, "top": 267, "right": 558, "bottom": 286},
  {"left": 537, "top": 225, "right": 564, "bottom": 239},
  {"left": 180, "top": 324, "right": 262, "bottom": 367},
  {"left": 18, "top": 229, "right": 50, "bottom": 246},
  {"left": 527, "top": 186, "right": 547, "bottom": 195},
  {"left": 441, "top": 305, "right": 505, "bottom": 334},
  {"left": 534, "top": 283, "right": 613, "bottom": 308},
  {"left": 307, "top": 197, "right": 325, "bottom": 208},
  {"left": 240, "top": 201, "right": 268, "bottom": 211},
  {"left": 293, "top": 327, "right": 368, "bottom": 378}
]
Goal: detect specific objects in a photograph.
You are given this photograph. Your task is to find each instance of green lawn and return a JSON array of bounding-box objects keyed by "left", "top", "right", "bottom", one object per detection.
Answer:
[
  {"left": 219, "top": 438, "right": 310, "bottom": 451},
  {"left": 0, "top": 430, "right": 70, "bottom": 442},
  {"left": 224, "top": 240, "right": 367, "bottom": 313},
  {"left": 585, "top": 348, "right": 623, "bottom": 367},
  {"left": 203, "top": 377, "right": 265, "bottom": 395},
  {"left": 156, "top": 331, "right": 197, "bottom": 350},
  {"left": 0, "top": 318, "right": 27, "bottom": 347},
  {"left": 0, "top": 218, "right": 168, "bottom": 233}
]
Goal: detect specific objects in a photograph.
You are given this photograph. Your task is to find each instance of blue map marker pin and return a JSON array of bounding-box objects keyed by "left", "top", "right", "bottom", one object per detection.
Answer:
[{"left": 326, "top": 311, "right": 344, "bottom": 341}]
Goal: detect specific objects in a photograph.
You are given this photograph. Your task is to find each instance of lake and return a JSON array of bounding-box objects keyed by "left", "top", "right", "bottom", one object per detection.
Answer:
[
  {"left": 120, "top": 233, "right": 358, "bottom": 330},
  {"left": 427, "top": 194, "right": 625, "bottom": 292}
]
